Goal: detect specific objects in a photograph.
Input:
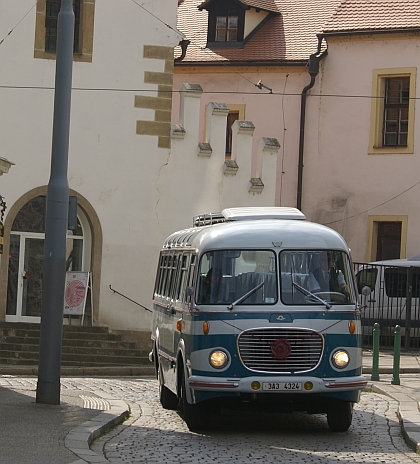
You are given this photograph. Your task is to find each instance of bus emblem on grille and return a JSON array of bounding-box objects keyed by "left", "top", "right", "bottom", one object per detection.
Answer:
[{"left": 270, "top": 338, "right": 291, "bottom": 360}]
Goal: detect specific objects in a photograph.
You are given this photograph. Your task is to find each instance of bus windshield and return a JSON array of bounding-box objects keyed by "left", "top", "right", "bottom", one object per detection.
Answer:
[
  {"left": 280, "top": 250, "right": 356, "bottom": 305},
  {"left": 196, "top": 250, "right": 277, "bottom": 305}
]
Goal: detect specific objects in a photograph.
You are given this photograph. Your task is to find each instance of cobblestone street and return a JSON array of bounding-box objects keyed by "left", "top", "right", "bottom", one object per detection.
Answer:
[
  {"left": 3, "top": 376, "right": 419, "bottom": 463},
  {"left": 88, "top": 378, "right": 420, "bottom": 463}
]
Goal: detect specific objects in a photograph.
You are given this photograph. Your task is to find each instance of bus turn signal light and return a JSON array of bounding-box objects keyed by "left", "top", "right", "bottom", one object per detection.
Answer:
[
  {"left": 203, "top": 321, "right": 210, "bottom": 335},
  {"left": 176, "top": 319, "right": 185, "bottom": 332}
]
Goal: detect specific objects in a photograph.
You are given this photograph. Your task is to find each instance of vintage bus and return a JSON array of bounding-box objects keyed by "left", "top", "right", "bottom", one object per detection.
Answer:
[{"left": 149, "top": 207, "right": 366, "bottom": 431}]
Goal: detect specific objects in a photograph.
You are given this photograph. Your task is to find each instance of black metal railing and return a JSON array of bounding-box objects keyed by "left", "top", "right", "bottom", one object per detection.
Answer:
[{"left": 354, "top": 262, "right": 420, "bottom": 349}]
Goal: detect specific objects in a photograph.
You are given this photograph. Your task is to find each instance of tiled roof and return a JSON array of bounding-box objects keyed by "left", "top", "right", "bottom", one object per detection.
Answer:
[
  {"left": 324, "top": 0, "right": 420, "bottom": 34},
  {"left": 176, "top": 0, "right": 342, "bottom": 63},
  {"left": 198, "top": 0, "right": 280, "bottom": 13}
]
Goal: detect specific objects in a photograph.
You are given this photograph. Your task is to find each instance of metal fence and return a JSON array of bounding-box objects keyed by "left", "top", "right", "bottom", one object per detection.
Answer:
[{"left": 354, "top": 262, "right": 420, "bottom": 349}]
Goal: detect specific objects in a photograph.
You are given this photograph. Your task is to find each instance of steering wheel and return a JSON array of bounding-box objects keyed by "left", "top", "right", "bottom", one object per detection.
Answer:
[{"left": 304, "top": 291, "right": 346, "bottom": 304}]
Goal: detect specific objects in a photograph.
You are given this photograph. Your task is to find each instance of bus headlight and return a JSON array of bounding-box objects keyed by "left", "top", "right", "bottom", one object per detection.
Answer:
[
  {"left": 332, "top": 350, "right": 350, "bottom": 369},
  {"left": 209, "top": 350, "right": 228, "bottom": 369}
]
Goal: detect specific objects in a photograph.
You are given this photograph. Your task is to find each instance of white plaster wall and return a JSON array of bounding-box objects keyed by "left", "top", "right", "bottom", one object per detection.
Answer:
[
  {"left": 155, "top": 84, "right": 280, "bottom": 244},
  {"left": 172, "top": 69, "right": 309, "bottom": 208},
  {"left": 302, "top": 36, "right": 420, "bottom": 262},
  {"left": 0, "top": 0, "right": 180, "bottom": 331}
]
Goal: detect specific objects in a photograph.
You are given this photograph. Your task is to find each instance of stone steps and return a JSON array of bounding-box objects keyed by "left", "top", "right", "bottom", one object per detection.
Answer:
[{"left": 0, "top": 322, "right": 151, "bottom": 368}]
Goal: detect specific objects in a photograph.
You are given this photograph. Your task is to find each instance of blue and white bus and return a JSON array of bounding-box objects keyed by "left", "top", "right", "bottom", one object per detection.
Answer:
[{"left": 150, "top": 207, "right": 366, "bottom": 431}]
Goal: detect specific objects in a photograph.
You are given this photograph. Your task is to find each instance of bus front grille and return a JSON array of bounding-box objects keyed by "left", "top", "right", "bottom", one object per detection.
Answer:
[{"left": 237, "top": 328, "right": 324, "bottom": 373}]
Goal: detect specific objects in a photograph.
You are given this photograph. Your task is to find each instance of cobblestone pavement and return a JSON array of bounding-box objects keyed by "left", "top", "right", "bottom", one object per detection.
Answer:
[
  {"left": 3, "top": 376, "right": 420, "bottom": 463},
  {"left": 88, "top": 379, "right": 420, "bottom": 464}
]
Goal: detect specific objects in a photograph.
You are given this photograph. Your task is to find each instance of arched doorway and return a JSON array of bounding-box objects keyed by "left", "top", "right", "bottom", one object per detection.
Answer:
[{"left": 0, "top": 187, "right": 102, "bottom": 324}]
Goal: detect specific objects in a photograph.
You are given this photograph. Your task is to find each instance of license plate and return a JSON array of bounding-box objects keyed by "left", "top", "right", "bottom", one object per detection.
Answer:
[{"left": 262, "top": 382, "right": 302, "bottom": 391}]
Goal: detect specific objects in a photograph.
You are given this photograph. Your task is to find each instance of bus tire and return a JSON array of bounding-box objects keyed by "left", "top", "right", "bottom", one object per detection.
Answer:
[
  {"left": 158, "top": 364, "right": 179, "bottom": 410},
  {"left": 327, "top": 400, "right": 353, "bottom": 432},
  {"left": 181, "top": 372, "right": 209, "bottom": 431}
]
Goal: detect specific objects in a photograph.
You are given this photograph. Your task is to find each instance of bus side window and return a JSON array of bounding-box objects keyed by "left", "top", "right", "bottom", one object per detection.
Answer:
[
  {"left": 176, "top": 253, "right": 189, "bottom": 304},
  {"left": 163, "top": 255, "right": 174, "bottom": 300},
  {"left": 158, "top": 254, "right": 168, "bottom": 297},
  {"left": 154, "top": 253, "right": 164, "bottom": 297},
  {"left": 184, "top": 254, "right": 196, "bottom": 304},
  {"left": 168, "top": 254, "right": 179, "bottom": 301}
]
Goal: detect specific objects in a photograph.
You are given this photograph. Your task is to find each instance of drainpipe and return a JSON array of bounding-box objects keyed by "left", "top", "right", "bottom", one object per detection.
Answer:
[
  {"left": 296, "top": 47, "right": 328, "bottom": 211},
  {"left": 174, "top": 39, "right": 190, "bottom": 63}
]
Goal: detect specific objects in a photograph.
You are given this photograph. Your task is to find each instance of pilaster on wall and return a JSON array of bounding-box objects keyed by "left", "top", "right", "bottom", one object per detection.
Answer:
[
  {"left": 253, "top": 137, "right": 281, "bottom": 196},
  {"left": 228, "top": 119, "right": 255, "bottom": 181},
  {"left": 179, "top": 83, "right": 202, "bottom": 138},
  {"left": 205, "top": 102, "right": 229, "bottom": 159},
  {"left": 161, "top": 84, "right": 280, "bottom": 222}
]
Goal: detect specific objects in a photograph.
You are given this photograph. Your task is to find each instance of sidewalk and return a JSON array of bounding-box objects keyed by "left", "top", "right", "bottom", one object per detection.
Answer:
[
  {"left": 363, "top": 350, "right": 420, "bottom": 453},
  {"left": 0, "top": 353, "right": 419, "bottom": 463}
]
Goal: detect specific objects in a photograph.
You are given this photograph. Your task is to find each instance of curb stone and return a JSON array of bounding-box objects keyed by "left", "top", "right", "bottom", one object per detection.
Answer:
[
  {"left": 66, "top": 397, "right": 130, "bottom": 463},
  {"left": 365, "top": 381, "right": 420, "bottom": 454}
]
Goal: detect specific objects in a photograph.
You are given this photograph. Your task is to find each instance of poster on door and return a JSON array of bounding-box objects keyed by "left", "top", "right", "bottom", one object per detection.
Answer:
[{"left": 64, "top": 271, "right": 90, "bottom": 316}]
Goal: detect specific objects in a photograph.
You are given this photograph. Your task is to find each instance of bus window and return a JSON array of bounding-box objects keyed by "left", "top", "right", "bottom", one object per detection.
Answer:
[
  {"left": 196, "top": 250, "right": 277, "bottom": 305},
  {"left": 184, "top": 253, "right": 196, "bottom": 304},
  {"left": 280, "top": 250, "right": 355, "bottom": 305},
  {"left": 176, "top": 253, "right": 189, "bottom": 302}
]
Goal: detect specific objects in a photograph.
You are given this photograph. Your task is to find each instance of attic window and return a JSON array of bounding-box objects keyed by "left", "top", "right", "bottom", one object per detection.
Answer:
[
  {"left": 216, "top": 16, "right": 238, "bottom": 42},
  {"left": 204, "top": 1, "right": 245, "bottom": 48}
]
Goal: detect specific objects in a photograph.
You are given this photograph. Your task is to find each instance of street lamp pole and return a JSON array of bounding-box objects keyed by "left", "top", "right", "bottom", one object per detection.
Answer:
[{"left": 36, "top": 0, "right": 74, "bottom": 405}]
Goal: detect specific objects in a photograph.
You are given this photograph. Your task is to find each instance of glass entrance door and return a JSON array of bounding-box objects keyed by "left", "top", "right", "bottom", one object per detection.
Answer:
[
  {"left": 7, "top": 234, "right": 44, "bottom": 322},
  {"left": 22, "top": 236, "right": 44, "bottom": 318},
  {"left": 6, "top": 195, "right": 87, "bottom": 323}
]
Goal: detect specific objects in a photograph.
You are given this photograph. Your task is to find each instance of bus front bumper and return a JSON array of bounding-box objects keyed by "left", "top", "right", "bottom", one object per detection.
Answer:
[{"left": 188, "top": 375, "right": 367, "bottom": 394}]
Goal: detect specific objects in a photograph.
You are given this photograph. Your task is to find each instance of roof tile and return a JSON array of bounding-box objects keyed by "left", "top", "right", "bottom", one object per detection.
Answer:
[
  {"left": 198, "top": 0, "right": 280, "bottom": 13},
  {"left": 176, "top": 0, "right": 342, "bottom": 63},
  {"left": 177, "top": 0, "right": 420, "bottom": 64},
  {"left": 324, "top": 0, "right": 420, "bottom": 33}
]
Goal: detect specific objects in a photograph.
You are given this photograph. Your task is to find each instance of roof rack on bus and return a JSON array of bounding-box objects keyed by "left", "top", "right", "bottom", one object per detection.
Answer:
[
  {"left": 193, "top": 212, "right": 225, "bottom": 227},
  {"left": 193, "top": 207, "right": 306, "bottom": 227}
]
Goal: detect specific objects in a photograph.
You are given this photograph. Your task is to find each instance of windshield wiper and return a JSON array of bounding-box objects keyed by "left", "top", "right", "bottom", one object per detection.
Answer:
[
  {"left": 228, "top": 281, "right": 264, "bottom": 310},
  {"left": 291, "top": 280, "right": 331, "bottom": 310}
]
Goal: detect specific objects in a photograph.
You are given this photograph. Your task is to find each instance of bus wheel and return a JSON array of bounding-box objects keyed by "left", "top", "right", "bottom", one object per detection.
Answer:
[
  {"left": 327, "top": 401, "right": 353, "bottom": 432},
  {"left": 181, "top": 372, "right": 209, "bottom": 431},
  {"left": 158, "top": 364, "right": 179, "bottom": 410}
]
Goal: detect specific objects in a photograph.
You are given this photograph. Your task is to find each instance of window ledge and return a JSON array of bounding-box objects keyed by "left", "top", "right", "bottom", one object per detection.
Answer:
[{"left": 368, "top": 146, "right": 413, "bottom": 155}]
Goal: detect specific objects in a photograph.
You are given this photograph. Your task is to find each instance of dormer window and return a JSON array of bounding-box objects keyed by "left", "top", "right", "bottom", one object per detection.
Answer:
[
  {"left": 216, "top": 16, "right": 238, "bottom": 42},
  {"left": 198, "top": 0, "right": 278, "bottom": 50},
  {"left": 200, "top": 0, "right": 245, "bottom": 48}
]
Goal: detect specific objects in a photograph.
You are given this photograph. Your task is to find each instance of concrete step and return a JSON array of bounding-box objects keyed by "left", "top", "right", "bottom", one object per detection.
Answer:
[
  {"left": 0, "top": 352, "right": 150, "bottom": 366},
  {"left": 0, "top": 364, "right": 155, "bottom": 376},
  {"left": 1, "top": 343, "right": 145, "bottom": 357},
  {"left": 1, "top": 336, "right": 136, "bottom": 350},
  {"left": 0, "top": 321, "right": 110, "bottom": 334},
  {"left": 0, "top": 330, "right": 124, "bottom": 342},
  {"left": 0, "top": 322, "right": 149, "bottom": 368}
]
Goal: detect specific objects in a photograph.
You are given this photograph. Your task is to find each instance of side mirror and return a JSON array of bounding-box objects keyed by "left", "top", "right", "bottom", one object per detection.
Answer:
[
  {"left": 186, "top": 286, "right": 195, "bottom": 312},
  {"left": 361, "top": 286, "right": 372, "bottom": 297}
]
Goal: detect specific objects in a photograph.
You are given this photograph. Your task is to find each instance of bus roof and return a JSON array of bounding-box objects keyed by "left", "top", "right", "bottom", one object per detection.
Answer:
[{"left": 163, "top": 208, "right": 348, "bottom": 252}]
